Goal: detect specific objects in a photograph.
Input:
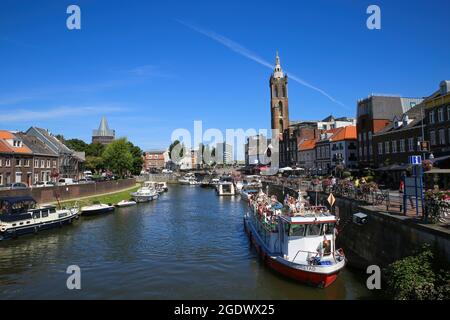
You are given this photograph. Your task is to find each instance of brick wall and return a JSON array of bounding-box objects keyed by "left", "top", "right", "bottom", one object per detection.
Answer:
[{"left": 0, "top": 178, "right": 136, "bottom": 203}]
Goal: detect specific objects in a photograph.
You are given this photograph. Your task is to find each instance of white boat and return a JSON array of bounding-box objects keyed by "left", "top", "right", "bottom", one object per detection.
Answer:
[
  {"left": 81, "top": 203, "right": 115, "bottom": 216},
  {"left": 179, "top": 173, "right": 199, "bottom": 185},
  {"left": 0, "top": 196, "right": 79, "bottom": 240},
  {"left": 216, "top": 182, "right": 236, "bottom": 196},
  {"left": 157, "top": 182, "right": 168, "bottom": 192},
  {"left": 116, "top": 200, "right": 137, "bottom": 207},
  {"left": 244, "top": 190, "right": 345, "bottom": 288},
  {"left": 131, "top": 184, "right": 159, "bottom": 202}
]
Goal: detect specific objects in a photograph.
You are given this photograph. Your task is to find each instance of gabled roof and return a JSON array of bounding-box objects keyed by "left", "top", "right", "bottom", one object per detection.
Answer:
[
  {"left": 27, "top": 127, "right": 73, "bottom": 154},
  {"left": 330, "top": 126, "right": 357, "bottom": 142},
  {"left": 15, "top": 132, "right": 58, "bottom": 157},
  {"left": 0, "top": 130, "right": 32, "bottom": 154},
  {"left": 298, "top": 139, "right": 316, "bottom": 151}
]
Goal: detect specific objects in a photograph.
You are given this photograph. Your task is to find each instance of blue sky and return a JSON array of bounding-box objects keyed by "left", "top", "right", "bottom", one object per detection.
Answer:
[{"left": 1, "top": 0, "right": 449, "bottom": 154}]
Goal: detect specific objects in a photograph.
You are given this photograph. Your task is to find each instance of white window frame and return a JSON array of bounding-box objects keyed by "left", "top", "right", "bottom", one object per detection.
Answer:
[
  {"left": 438, "top": 108, "right": 444, "bottom": 122},
  {"left": 385, "top": 141, "right": 390, "bottom": 154},
  {"left": 439, "top": 128, "right": 446, "bottom": 145},
  {"left": 399, "top": 139, "right": 405, "bottom": 153},
  {"left": 392, "top": 140, "right": 397, "bottom": 153},
  {"left": 378, "top": 142, "right": 383, "bottom": 155},
  {"left": 430, "top": 130, "right": 436, "bottom": 146},
  {"left": 408, "top": 138, "right": 414, "bottom": 152}
]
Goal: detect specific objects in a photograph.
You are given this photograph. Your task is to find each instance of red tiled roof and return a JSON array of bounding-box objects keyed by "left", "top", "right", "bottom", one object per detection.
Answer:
[
  {"left": 330, "top": 126, "right": 357, "bottom": 142},
  {"left": 0, "top": 130, "right": 33, "bottom": 154},
  {"left": 298, "top": 139, "right": 316, "bottom": 151},
  {"left": 0, "top": 139, "right": 13, "bottom": 153}
]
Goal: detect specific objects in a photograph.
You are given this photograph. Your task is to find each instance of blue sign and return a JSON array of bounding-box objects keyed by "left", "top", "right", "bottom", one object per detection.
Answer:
[{"left": 409, "top": 155, "right": 422, "bottom": 165}]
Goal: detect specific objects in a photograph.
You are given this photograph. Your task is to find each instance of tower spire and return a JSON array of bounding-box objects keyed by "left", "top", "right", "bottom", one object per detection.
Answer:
[{"left": 273, "top": 51, "right": 283, "bottom": 78}]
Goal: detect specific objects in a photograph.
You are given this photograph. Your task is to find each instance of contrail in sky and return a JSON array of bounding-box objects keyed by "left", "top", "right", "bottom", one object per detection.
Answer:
[{"left": 177, "top": 20, "right": 348, "bottom": 110}]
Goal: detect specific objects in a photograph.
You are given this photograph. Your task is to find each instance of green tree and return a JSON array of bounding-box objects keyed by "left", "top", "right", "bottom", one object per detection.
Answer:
[
  {"left": 102, "top": 138, "right": 133, "bottom": 178},
  {"left": 86, "top": 142, "right": 105, "bottom": 157},
  {"left": 85, "top": 156, "right": 104, "bottom": 173},
  {"left": 126, "top": 141, "right": 144, "bottom": 175},
  {"left": 65, "top": 139, "right": 88, "bottom": 152},
  {"left": 168, "top": 140, "right": 184, "bottom": 160}
]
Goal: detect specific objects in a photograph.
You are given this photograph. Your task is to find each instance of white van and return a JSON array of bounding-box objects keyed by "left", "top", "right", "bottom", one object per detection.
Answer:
[{"left": 58, "top": 178, "right": 75, "bottom": 186}]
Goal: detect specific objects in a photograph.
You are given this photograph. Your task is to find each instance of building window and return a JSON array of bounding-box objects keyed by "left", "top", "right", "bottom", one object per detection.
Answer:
[
  {"left": 378, "top": 142, "right": 383, "bottom": 155},
  {"left": 41, "top": 160, "right": 45, "bottom": 168},
  {"left": 439, "top": 129, "right": 446, "bottom": 145},
  {"left": 0, "top": 159, "right": 2, "bottom": 166},
  {"left": 0, "top": 174, "right": 2, "bottom": 185},
  {"left": 47, "top": 160, "right": 51, "bottom": 168},
  {"left": 15, "top": 159, "right": 21, "bottom": 167},
  {"left": 438, "top": 108, "right": 444, "bottom": 122},
  {"left": 368, "top": 131, "right": 373, "bottom": 141},
  {"left": 24, "top": 159, "right": 30, "bottom": 167},
  {"left": 408, "top": 138, "right": 414, "bottom": 152},
  {"left": 447, "top": 106, "right": 450, "bottom": 121},
  {"left": 385, "top": 141, "right": 390, "bottom": 154},
  {"left": 15, "top": 172, "right": 22, "bottom": 183},
  {"left": 5, "top": 158, "right": 11, "bottom": 167},
  {"left": 53, "top": 160, "right": 57, "bottom": 168},
  {"left": 368, "top": 145, "right": 373, "bottom": 156},
  {"left": 34, "top": 159, "right": 39, "bottom": 167},
  {"left": 392, "top": 140, "right": 397, "bottom": 153},
  {"left": 34, "top": 173, "right": 39, "bottom": 183},
  {"left": 430, "top": 130, "right": 436, "bottom": 146},
  {"left": 399, "top": 139, "right": 405, "bottom": 153},
  {"left": 429, "top": 110, "right": 435, "bottom": 124}
]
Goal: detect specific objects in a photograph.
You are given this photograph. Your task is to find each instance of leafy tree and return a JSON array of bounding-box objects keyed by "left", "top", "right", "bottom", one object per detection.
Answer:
[
  {"left": 65, "top": 139, "right": 88, "bottom": 152},
  {"left": 386, "top": 245, "right": 450, "bottom": 300},
  {"left": 168, "top": 140, "right": 184, "bottom": 161},
  {"left": 86, "top": 142, "right": 105, "bottom": 157},
  {"left": 85, "top": 156, "right": 104, "bottom": 173},
  {"left": 126, "top": 141, "right": 144, "bottom": 175},
  {"left": 102, "top": 138, "right": 133, "bottom": 178}
]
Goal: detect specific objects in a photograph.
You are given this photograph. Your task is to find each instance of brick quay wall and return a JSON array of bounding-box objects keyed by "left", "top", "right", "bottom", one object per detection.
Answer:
[{"left": 0, "top": 179, "right": 136, "bottom": 204}]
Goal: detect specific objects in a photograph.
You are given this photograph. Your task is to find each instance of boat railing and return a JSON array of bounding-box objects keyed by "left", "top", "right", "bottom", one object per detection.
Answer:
[{"left": 292, "top": 249, "right": 320, "bottom": 264}]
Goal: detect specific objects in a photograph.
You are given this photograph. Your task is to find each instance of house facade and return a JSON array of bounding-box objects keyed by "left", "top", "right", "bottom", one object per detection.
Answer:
[
  {"left": 329, "top": 126, "right": 358, "bottom": 170},
  {"left": 143, "top": 150, "right": 166, "bottom": 171},
  {"left": 424, "top": 81, "right": 450, "bottom": 162},
  {"left": 26, "top": 127, "right": 84, "bottom": 179},
  {"left": 16, "top": 132, "right": 59, "bottom": 183},
  {"left": 0, "top": 131, "right": 33, "bottom": 186}
]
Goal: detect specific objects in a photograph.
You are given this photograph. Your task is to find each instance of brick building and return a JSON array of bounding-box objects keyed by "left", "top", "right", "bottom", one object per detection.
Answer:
[
  {"left": 143, "top": 150, "right": 167, "bottom": 171},
  {"left": 424, "top": 81, "right": 450, "bottom": 165},
  {"left": 16, "top": 132, "right": 59, "bottom": 183},
  {"left": 0, "top": 131, "right": 33, "bottom": 186},
  {"left": 356, "top": 95, "right": 424, "bottom": 167},
  {"left": 329, "top": 126, "right": 358, "bottom": 170},
  {"left": 298, "top": 139, "right": 316, "bottom": 173}
]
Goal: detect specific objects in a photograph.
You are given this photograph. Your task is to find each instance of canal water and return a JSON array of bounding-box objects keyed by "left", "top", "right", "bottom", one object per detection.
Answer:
[{"left": 0, "top": 185, "right": 375, "bottom": 299}]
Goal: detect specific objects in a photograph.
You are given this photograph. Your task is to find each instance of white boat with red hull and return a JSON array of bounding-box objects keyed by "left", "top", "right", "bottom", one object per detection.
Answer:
[{"left": 244, "top": 191, "right": 345, "bottom": 288}]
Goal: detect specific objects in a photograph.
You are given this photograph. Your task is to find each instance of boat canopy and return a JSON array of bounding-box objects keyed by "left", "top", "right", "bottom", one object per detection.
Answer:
[
  {"left": 0, "top": 196, "right": 36, "bottom": 205},
  {"left": 0, "top": 196, "right": 37, "bottom": 215}
]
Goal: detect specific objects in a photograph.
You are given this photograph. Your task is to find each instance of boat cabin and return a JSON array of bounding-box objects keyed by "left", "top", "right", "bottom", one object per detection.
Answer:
[{"left": 278, "top": 215, "right": 337, "bottom": 264}]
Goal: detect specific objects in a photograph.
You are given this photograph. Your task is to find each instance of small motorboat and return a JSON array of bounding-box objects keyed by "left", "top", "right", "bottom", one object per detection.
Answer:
[
  {"left": 81, "top": 204, "right": 115, "bottom": 216},
  {"left": 131, "top": 184, "right": 159, "bottom": 202},
  {"left": 115, "top": 200, "right": 137, "bottom": 208}
]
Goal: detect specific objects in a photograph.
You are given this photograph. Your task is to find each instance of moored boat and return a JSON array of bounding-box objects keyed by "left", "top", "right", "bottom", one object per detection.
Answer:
[
  {"left": 131, "top": 184, "right": 159, "bottom": 202},
  {"left": 244, "top": 190, "right": 345, "bottom": 288},
  {"left": 0, "top": 196, "right": 79, "bottom": 240},
  {"left": 81, "top": 203, "right": 115, "bottom": 216},
  {"left": 239, "top": 186, "right": 260, "bottom": 202},
  {"left": 116, "top": 200, "right": 137, "bottom": 207}
]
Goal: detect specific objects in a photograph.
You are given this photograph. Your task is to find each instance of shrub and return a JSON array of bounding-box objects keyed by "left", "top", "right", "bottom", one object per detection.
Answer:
[
  {"left": 386, "top": 245, "right": 450, "bottom": 300},
  {"left": 342, "top": 171, "right": 351, "bottom": 179}
]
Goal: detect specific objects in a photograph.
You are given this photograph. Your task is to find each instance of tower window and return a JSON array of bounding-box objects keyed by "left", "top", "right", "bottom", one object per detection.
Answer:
[
  {"left": 274, "top": 86, "right": 278, "bottom": 98},
  {"left": 278, "top": 101, "right": 283, "bottom": 116},
  {"left": 282, "top": 85, "right": 286, "bottom": 97}
]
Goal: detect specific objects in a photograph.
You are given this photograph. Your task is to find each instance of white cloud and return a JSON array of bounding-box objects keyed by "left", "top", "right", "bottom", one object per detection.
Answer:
[
  {"left": 0, "top": 105, "right": 124, "bottom": 122},
  {"left": 177, "top": 20, "right": 349, "bottom": 110}
]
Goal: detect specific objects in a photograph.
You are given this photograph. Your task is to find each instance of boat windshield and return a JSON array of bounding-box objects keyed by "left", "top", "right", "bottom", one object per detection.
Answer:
[{"left": 286, "top": 222, "right": 336, "bottom": 237}]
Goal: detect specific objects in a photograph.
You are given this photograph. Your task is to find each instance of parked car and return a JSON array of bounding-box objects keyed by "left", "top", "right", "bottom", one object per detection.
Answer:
[
  {"left": 5, "top": 182, "right": 28, "bottom": 190},
  {"left": 78, "top": 178, "right": 95, "bottom": 184},
  {"left": 58, "top": 178, "right": 76, "bottom": 186},
  {"left": 162, "top": 169, "right": 173, "bottom": 174},
  {"left": 33, "top": 181, "right": 56, "bottom": 188},
  {"left": 83, "top": 170, "right": 93, "bottom": 178}
]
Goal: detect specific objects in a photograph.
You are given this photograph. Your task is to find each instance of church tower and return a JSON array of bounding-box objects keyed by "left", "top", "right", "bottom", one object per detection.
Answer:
[{"left": 270, "top": 52, "right": 289, "bottom": 139}]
